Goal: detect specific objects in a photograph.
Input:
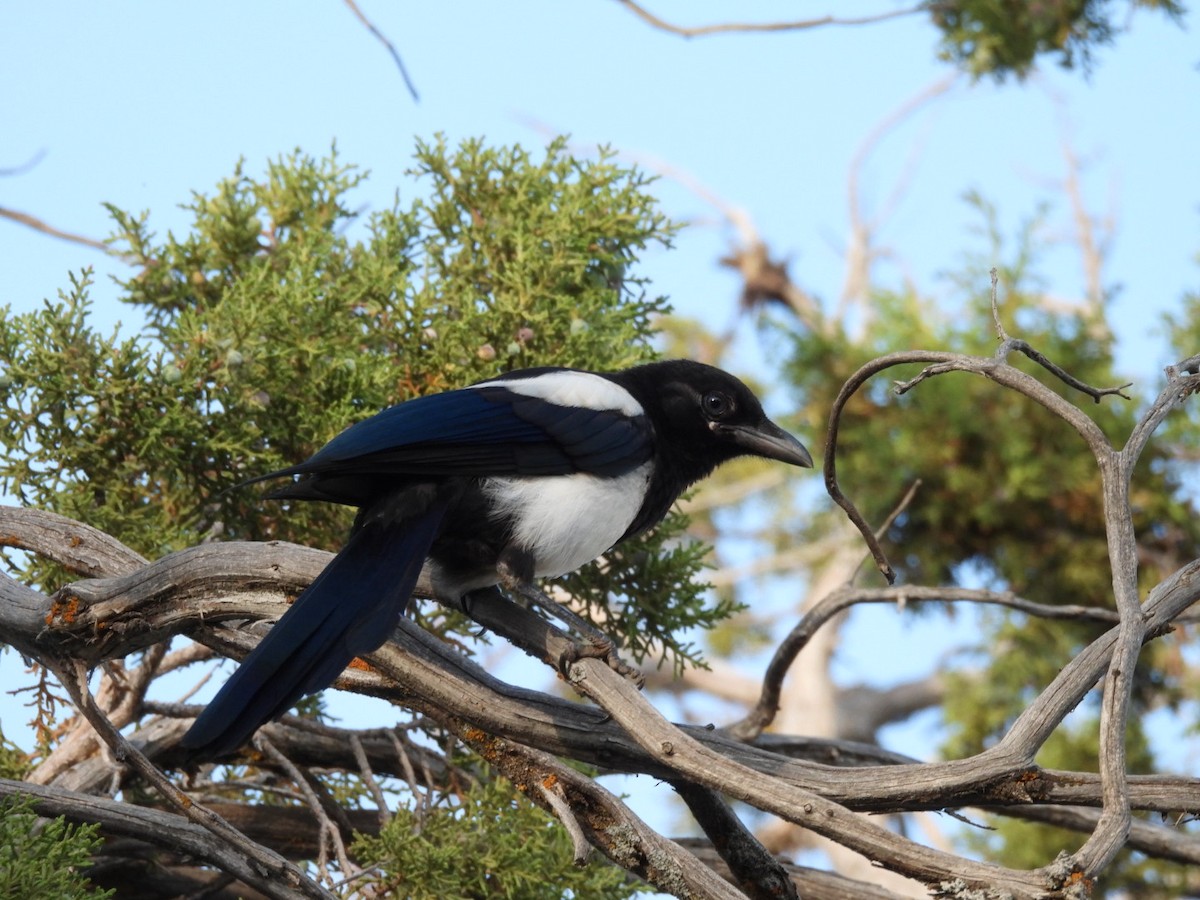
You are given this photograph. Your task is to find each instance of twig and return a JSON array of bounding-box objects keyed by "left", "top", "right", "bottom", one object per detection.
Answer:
[
  {"left": 342, "top": 0, "right": 419, "bottom": 102},
  {"left": 840, "top": 75, "right": 957, "bottom": 314},
  {"left": 615, "top": 0, "right": 924, "bottom": 38},
  {"left": 389, "top": 729, "right": 430, "bottom": 823},
  {"left": 0, "top": 205, "right": 110, "bottom": 253},
  {"left": 851, "top": 479, "right": 922, "bottom": 582},
  {"left": 350, "top": 734, "right": 392, "bottom": 825},
  {"left": 257, "top": 735, "right": 359, "bottom": 884},
  {"left": 990, "top": 267, "right": 1008, "bottom": 341},
  {"left": 537, "top": 779, "right": 592, "bottom": 865},
  {"left": 0, "top": 148, "right": 47, "bottom": 177},
  {"left": 996, "top": 339, "right": 1133, "bottom": 402}
]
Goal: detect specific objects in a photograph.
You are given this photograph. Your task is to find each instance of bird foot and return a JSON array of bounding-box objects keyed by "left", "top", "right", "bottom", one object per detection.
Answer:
[
  {"left": 495, "top": 566, "right": 643, "bottom": 687},
  {"left": 557, "top": 634, "right": 645, "bottom": 688}
]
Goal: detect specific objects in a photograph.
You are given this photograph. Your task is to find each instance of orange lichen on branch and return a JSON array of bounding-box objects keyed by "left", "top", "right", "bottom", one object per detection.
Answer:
[
  {"left": 347, "top": 657, "right": 373, "bottom": 672},
  {"left": 1066, "top": 871, "right": 1093, "bottom": 889},
  {"left": 44, "top": 595, "right": 81, "bottom": 626}
]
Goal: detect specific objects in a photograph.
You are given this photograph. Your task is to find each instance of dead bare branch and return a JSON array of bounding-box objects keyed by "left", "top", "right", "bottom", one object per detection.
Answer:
[
  {"left": 0, "top": 205, "right": 110, "bottom": 253},
  {"left": 615, "top": 1, "right": 925, "bottom": 38},
  {"left": 0, "top": 148, "right": 48, "bottom": 177},
  {"left": 342, "top": 0, "right": 419, "bottom": 102}
]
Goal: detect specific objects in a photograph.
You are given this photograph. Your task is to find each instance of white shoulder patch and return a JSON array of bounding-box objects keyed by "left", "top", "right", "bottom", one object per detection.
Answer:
[{"left": 473, "top": 370, "right": 643, "bottom": 416}]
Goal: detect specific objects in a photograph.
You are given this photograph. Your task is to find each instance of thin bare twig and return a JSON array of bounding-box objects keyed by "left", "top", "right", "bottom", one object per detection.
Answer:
[
  {"left": 0, "top": 148, "right": 47, "bottom": 177},
  {"left": 851, "top": 478, "right": 922, "bottom": 582},
  {"left": 994, "top": 339, "right": 1133, "bottom": 402},
  {"left": 0, "top": 205, "right": 110, "bottom": 253},
  {"left": 342, "top": 0, "right": 419, "bottom": 102},
  {"left": 615, "top": 0, "right": 924, "bottom": 38},
  {"left": 990, "top": 267, "right": 1008, "bottom": 341},
  {"left": 350, "top": 734, "right": 392, "bottom": 825},
  {"left": 257, "top": 735, "right": 360, "bottom": 884},
  {"left": 537, "top": 780, "right": 592, "bottom": 865},
  {"left": 389, "top": 730, "right": 431, "bottom": 823},
  {"left": 840, "top": 75, "right": 957, "bottom": 315}
]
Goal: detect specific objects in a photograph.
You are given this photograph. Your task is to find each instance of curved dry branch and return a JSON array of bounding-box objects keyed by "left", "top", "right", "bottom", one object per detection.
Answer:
[
  {"left": 0, "top": 505, "right": 148, "bottom": 576},
  {"left": 730, "top": 583, "right": 1121, "bottom": 741},
  {"left": 823, "top": 348, "right": 1123, "bottom": 581}
]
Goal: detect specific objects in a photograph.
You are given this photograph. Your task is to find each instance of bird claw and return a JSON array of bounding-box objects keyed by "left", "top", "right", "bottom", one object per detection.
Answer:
[
  {"left": 495, "top": 569, "right": 643, "bottom": 684},
  {"left": 557, "top": 634, "right": 645, "bottom": 688}
]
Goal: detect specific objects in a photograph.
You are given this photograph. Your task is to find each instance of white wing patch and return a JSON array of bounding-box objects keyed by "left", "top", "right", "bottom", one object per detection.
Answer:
[
  {"left": 473, "top": 370, "right": 643, "bottom": 417},
  {"left": 482, "top": 462, "right": 653, "bottom": 578}
]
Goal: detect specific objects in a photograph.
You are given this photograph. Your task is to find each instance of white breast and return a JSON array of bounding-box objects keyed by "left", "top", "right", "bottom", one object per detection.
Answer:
[{"left": 483, "top": 462, "right": 653, "bottom": 577}]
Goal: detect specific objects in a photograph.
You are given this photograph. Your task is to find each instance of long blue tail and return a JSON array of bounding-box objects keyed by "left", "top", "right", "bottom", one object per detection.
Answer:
[{"left": 182, "top": 501, "right": 446, "bottom": 758}]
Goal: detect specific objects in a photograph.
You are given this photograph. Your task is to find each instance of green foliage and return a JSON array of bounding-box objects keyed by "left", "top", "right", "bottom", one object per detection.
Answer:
[
  {"left": 0, "top": 728, "right": 31, "bottom": 780},
  {"left": 350, "top": 776, "right": 636, "bottom": 899},
  {"left": 0, "top": 794, "right": 113, "bottom": 900},
  {"left": 0, "top": 137, "right": 727, "bottom": 667},
  {"left": 931, "top": 0, "right": 1184, "bottom": 78}
]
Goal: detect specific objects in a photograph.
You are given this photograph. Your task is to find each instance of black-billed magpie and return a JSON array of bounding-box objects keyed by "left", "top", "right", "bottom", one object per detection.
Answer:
[{"left": 182, "top": 360, "right": 812, "bottom": 756}]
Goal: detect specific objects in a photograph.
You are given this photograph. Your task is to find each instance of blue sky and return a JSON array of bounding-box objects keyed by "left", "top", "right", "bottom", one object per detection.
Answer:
[
  {"left": 3, "top": 2, "right": 1197, "bottom": 370},
  {"left": 2, "top": 0, "right": 1199, "bottom": 859}
]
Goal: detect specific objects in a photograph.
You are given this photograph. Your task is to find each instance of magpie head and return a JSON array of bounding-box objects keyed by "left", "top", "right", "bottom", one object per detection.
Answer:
[{"left": 617, "top": 360, "right": 813, "bottom": 480}]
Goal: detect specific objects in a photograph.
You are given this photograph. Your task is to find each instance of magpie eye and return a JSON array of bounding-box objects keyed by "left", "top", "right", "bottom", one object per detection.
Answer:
[{"left": 702, "top": 390, "right": 733, "bottom": 420}]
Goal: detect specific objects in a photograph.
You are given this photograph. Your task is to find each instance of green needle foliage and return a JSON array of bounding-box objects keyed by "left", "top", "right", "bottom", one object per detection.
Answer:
[
  {"left": 930, "top": 0, "right": 1185, "bottom": 79},
  {"left": 0, "top": 136, "right": 728, "bottom": 667},
  {"left": 0, "top": 795, "right": 113, "bottom": 900},
  {"left": 351, "top": 775, "right": 636, "bottom": 899}
]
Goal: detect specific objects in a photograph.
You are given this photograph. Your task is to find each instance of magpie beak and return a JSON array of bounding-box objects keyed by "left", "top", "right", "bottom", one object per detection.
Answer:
[
  {"left": 720, "top": 420, "right": 814, "bottom": 468},
  {"left": 181, "top": 359, "right": 812, "bottom": 757}
]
